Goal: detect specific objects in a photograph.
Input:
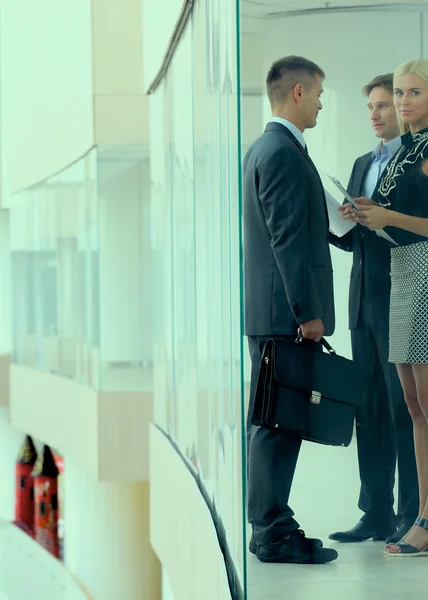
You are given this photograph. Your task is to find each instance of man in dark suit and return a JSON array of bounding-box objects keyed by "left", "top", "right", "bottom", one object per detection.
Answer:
[
  {"left": 329, "top": 74, "right": 418, "bottom": 544},
  {"left": 244, "top": 56, "right": 338, "bottom": 564}
]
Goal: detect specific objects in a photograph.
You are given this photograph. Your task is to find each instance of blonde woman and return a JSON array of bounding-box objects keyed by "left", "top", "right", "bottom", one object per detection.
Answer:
[{"left": 343, "top": 59, "right": 428, "bottom": 557}]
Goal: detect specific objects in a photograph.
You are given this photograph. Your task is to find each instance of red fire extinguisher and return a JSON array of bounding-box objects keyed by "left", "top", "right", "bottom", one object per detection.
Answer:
[
  {"left": 14, "top": 435, "right": 37, "bottom": 537},
  {"left": 32, "top": 445, "right": 59, "bottom": 558}
]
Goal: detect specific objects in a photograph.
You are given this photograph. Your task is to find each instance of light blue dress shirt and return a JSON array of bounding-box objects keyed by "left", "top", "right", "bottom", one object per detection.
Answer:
[
  {"left": 362, "top": 136, "right": 402, "bottom": 198},
  {"left": 270, "top": 117, "right": 306, "bottom": 149}
]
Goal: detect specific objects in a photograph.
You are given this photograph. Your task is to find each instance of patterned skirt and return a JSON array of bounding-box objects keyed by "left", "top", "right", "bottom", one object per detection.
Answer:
[{"left": 389, "top": 240, "right": 428, "bottom": 364}]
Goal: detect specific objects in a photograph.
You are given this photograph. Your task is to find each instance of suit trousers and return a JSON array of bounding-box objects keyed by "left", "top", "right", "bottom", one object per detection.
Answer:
[
  {"left": 247, "top": 334, "right": 320, "bottom": 545},
  {"left": 352, "top": 325, "right": 418, "bottom": 525}
]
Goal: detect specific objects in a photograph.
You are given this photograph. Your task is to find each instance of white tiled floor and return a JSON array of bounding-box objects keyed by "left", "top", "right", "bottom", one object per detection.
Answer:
[{"left": 247, "top": 439, "right": 427, "bottom": 600}]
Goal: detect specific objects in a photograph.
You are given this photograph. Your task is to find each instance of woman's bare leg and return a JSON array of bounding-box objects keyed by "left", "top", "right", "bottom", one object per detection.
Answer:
[
  {"left": 397, "top": 365, "right": 427, "bottom": 512},
  {"left": 391, "top": 364, "right": 428, "bottom": 550},
  {"left": 393, "top": 364, "right": 426, "bottom": 543},
  {"left": 414, "top": 364, "right": 428, "bottom": 522}
]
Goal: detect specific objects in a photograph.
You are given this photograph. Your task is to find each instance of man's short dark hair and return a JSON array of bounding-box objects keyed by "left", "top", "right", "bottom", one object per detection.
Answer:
[
  {"left": 362, "top": 73, "right": 393, "bottom": 97},
  {"left": 266, "top": 56, "right": 325, "bottom": 107}
]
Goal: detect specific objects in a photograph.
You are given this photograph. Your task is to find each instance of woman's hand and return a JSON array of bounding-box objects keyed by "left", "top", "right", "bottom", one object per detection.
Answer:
[
  {"left": 354, "top": 205, "right": 391, "bottom": 230},
  {"left": 353, "top": 196, "right": 377, "bottom": 207},
  {"left": 339, "top": 197, "right": 376, "bottom": 221}
]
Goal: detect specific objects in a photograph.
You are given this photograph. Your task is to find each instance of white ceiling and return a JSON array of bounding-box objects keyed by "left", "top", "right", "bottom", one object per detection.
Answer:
[{"left": 241, "top": 0, "right": 428, "bottom": 18}]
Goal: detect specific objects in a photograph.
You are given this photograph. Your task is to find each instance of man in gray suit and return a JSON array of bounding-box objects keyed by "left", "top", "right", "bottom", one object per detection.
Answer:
[{"left": 244, "top": 56, "right": 337, "bottom": 564}]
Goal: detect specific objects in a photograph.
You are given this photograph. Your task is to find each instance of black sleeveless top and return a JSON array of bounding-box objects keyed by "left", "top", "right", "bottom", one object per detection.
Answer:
[{"left": 373, "top": 127, "right": 428, "bottom": 247}]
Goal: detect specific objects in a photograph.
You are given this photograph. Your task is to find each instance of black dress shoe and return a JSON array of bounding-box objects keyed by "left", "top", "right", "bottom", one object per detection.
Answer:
[
  {"left": 249, "top": 530, "right": 322, "bottom": 554},
  {"left": 385, "top": 522, "right": 414, "bottom": 544},
  {"left": 329, "top": 520, "right": 396, "bottom": 543},
  {"left": 256, "top": 530, "right": 337, "bottom": 564}
]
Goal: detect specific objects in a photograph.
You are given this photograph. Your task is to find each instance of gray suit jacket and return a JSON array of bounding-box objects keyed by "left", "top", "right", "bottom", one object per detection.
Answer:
[{"left": 243, "top": 122, "right": 335, "bottom": 337}]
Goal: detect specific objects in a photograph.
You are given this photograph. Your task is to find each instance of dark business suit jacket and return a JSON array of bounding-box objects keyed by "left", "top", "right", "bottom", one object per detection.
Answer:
[
  {"left": 331, "top": 152, "right": 393, "bottom": 331},
  {"left": 243, "top": 122, "right": 335, "bottom": 337}
]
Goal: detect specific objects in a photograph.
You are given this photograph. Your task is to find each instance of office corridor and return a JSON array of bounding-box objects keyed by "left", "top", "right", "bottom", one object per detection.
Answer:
[{"left": 247, "top": 439, "right": 426, "bottom": 600}]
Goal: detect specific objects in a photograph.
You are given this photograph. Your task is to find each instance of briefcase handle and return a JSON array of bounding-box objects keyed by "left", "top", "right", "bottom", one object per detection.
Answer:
[{"left": 295, "top": 332, "right": 336, "bottom": 355}]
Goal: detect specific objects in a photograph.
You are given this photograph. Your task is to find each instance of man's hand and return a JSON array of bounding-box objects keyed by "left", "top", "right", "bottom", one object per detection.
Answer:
[{"left": 299, "top": 318, "right": 324, "bottom": 342}]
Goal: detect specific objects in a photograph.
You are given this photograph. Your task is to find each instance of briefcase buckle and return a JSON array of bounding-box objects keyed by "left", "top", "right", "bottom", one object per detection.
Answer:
[{"left": 310, "top": 391, "right": 321, "bottom": 405}]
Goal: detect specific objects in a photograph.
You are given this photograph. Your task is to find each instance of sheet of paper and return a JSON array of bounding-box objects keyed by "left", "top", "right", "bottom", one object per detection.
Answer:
[
  {"left": 327, "top": 174, "right": 398, "bottom": 246},
  {"left": 324, "top": 189, "right": 355, "bottom": 237},
  {"left": 375, "top": 228, "right": 398, "bottom": 245}
]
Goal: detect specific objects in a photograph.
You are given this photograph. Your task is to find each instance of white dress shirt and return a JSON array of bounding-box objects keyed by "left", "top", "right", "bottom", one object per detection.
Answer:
[
  {"left": 362, "top": 136, "right": 402, "bottom": 198},
  {"left": 270, "top": 117, "right": 306, "bottom": 149}
]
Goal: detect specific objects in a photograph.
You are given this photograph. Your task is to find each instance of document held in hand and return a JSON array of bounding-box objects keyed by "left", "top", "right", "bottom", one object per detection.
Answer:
[
  {"left": 327, "top": 174, "right": 398, "bottom": 246},
  {"left": 324, "top": 189, "right": 355, "bottom": 237}
]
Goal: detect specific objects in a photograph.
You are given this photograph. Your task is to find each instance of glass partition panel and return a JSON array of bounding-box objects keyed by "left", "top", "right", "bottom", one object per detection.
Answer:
[
  {"left": 10, "top": 145, "right": 153, "bottom": 393},
  {"left": 240, "top": 4, "right": 428, "bottom": 599},
  {"left": 150, "top": 0, "right": 245, "bottom": 594},
  {"left": 97, "top": 145, "right": 152, "bottom": 391},
  {"left": 0, "top": 211, "right": 12, "bottom": 356},
  {"left": 10, "top": 150, "right": 100, "bottom": 387}
]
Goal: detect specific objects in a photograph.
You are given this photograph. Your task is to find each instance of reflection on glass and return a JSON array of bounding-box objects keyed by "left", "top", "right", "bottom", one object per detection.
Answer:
[
  {"left": 10, "top": 146, "right": 153, "bottom": 392},
  {"left": 97, "top": 145, "right": 152, "bottom": 391},
  {"left": 11, "top": 151, "right": 99, "bottom": 386},
  {"left": 0, "top": 212, "right": 12, "bottom": 356},
  {"left": 150, "top": 0, "right": 245, "bottom": 593}
]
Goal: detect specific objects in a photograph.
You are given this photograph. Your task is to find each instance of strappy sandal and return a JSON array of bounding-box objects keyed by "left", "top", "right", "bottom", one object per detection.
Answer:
[{"left": 384, "top": 518, "right": 428, "bottom": 558}]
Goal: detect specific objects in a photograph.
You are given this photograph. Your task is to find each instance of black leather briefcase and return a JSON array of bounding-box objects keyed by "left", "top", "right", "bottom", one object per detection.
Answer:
[{"left": 250, "top": 336, "right": 364, "bottom": 447}]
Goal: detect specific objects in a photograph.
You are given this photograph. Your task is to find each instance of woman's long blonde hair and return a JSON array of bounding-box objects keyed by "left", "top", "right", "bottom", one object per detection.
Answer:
[{"left": 394, "top": 58, "right": 428, "bottom": 134}]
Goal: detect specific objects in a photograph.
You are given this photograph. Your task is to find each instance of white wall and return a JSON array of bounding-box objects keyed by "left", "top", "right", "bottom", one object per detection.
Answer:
[
  {"left": 0, "top": 213, "right": 11, "bottom": 355},
  {"left": 92, "top": 0, "right": 149, "bottom": 145},
  {"left": 99, "top": 159, "right": 152, "bottom": 364},
  {"left": 0, "top": 518, "right": 93, "bottom": 599},
  {"left": 162, "top": 569, "right": 177, "bottom": 600},
  {"left": 243, "top": 8, "right": 425, "bottom": 358},
  {"left": 0, "top": 410, "right": 25, "bottom": 522},
  {"left": 1, "top": 0, "right": 94, "bottom": 197},
  {"left": 64, "top": 457, "right": 160, "bottom": 600},
  {"left": 1, "top": 0, "right": 150, "bottom": 204},
  {"left": 150, "top": 425, "right": 232, "bottom": 600},
  {"left": 10, "top": 365, "right": 153, "bottom": 481},
  {"left": 241, "top": 31, "right": 265, "bottom": 150},
  {"left": 142, "top": 0, "right": 185, "bottom": 90}
]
